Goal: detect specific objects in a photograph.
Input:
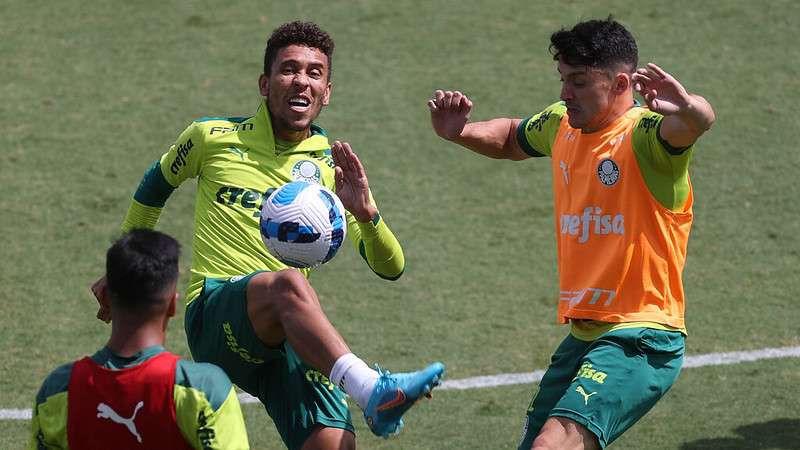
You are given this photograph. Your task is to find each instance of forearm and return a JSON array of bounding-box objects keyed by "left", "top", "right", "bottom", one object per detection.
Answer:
[
  {"left": 661, "top": 94, "right": 716, "bottom": 148},
  {"left": 351, "top": 214, "right": 405, "bottom": 280},
  {"left": 121, "top": 160, "right": 176, "bottom": 232},
  {"left": 450, "top": 118, "right": 525, "bottom": 160},
  {"left": 121, "top": 199, "right": 163, "bottom": 232},
  {"left": 678, "top": 94, "right": 715, "bottom": 133}
]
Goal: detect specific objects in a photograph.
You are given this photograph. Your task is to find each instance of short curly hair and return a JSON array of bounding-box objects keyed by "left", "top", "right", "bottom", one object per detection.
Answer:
[
  {"left": 549, "top": 16, "right": 638, "bottom": 73},
  {"left": 263, "top": 21, "right": 335, "bottom": 80}
]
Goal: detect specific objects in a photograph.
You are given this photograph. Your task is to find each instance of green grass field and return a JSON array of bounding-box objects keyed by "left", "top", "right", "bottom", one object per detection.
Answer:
[{"left": 2, "top": 0, "right": 799, "bottom": 448}]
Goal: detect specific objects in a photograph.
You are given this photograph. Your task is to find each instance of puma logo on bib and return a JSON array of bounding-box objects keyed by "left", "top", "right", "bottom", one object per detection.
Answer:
[{"left": 97, "top": 401, "right": 145, "bottom": 443}]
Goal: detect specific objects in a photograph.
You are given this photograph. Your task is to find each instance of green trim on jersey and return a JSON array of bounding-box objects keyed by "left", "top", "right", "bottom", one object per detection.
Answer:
[
  {"left": 89, "top": 344, "right": 164, "bottom": 368},
  {"left": 517, "top": 102, "right": 694, "bottom": 211},
  {"left": 196, "top": 116, "right": 252, "bottom": 123},
  {"left": 34, "top": 363, "right": 72, "bottom": 406},
  {"left": 174, "top": 359, "right": 233, "bottom": 411},
  {"left": 134, "top": 161, "right": 176, "bottom": 207}
]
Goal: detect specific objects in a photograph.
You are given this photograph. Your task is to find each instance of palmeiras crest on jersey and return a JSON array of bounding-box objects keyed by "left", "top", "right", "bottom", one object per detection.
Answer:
[
  {"left": 597, "top": 158, "right": 620, "bottom": 186},
  {"left": 292, "top": 160, "right": 322, "bottom": 183}
]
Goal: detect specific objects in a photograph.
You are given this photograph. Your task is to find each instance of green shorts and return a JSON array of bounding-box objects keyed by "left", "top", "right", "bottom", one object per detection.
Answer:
[
  {"left": 184, "top": 272, "right": 353, "bottom": 450},
  {"left": 517, "top": 327, "right": 685, "bottom": 449}
]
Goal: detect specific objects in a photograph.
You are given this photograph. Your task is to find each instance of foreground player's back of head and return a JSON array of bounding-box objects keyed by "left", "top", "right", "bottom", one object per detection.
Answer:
[{"left": 106, "top": 229, "right": 180, "bottom": 316}]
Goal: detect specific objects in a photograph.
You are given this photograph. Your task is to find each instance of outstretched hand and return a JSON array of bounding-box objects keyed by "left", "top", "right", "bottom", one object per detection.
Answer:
[
  {"left": 332, "top": 141, "right": 377, "bottom": 223},
  {"left": 428, "top": 90, "right": 473, "bottom": 140},
  {"left": 632, "top": 63, "right": 692, "bottom": 116}
]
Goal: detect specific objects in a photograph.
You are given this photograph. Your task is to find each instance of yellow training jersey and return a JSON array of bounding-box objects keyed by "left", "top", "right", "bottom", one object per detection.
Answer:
[{"left": 122, "top": 99, "right": 404, "bottom": 302}]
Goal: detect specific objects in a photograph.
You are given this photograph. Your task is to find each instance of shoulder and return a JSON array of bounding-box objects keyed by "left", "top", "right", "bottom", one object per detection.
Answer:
[
  {"left": 517, "top": 101, "right": 566, "bottom": 157},
  {"left": 632, "top": 108, "right": 663, "bottom": 135},
  {"left": 36, "top": 361, "right": 74, "bottom": 405},
  {"left": 631, "top": 108, "right": 692, "bottom": 156},
  {"left": 191, "top": 115, "right": 255, "bottom": 136},
  {"left": 519, "top": 102, "right": 566, "bottom": 133},
  {"left": 181, "top": 115, "right": 256, "bottom": 146},
  {"left": 174, "top": 359, "right": 234, "bottom": 411}
]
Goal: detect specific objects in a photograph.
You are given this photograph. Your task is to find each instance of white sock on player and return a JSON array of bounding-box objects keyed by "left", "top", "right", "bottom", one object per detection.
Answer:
[{"left": 329, "top": 353, "right": 379, "bottom": 409}]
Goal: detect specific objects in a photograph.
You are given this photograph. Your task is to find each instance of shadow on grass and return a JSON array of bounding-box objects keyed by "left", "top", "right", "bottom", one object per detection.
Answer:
[{"left": 680, "top": 418, "right": 800, "bottom": 449}]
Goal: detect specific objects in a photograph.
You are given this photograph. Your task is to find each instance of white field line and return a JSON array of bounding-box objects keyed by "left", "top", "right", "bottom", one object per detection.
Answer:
[{"left": 3, "top": 345, "right": 799, "bottom": 420}]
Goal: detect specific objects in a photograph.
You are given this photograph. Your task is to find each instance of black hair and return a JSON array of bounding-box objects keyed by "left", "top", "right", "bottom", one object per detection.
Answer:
[
  {"left": 263, "top": 21, "right": 335, "bottom": 80},
  {"left": 106, "top": 229, "right": 180, "bottom": 311},
  {"left": 549, "top": 16, "right": 638, "bottom": 72}
]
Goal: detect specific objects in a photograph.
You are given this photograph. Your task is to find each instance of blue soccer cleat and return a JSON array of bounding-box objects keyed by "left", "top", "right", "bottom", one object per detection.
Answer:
[{"left": 363, "top": 362, "right": 445, "bottom": 438}]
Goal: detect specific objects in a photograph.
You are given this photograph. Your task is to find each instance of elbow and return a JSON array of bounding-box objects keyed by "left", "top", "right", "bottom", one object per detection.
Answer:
[
  {"left": 705, "top": 109, "right": 717, "bottom": 131},
  {"left": 375, "top": 268, "right": 404, "bottom": 281},
  {"left": 374, "top": 255, "right": 405, "bottom": 281},
  {"left": 692, "top": 95, "right": 716, "bottom": 131},
  {"left": 358, "top": 240, "right": 405, "bottom": 280}
]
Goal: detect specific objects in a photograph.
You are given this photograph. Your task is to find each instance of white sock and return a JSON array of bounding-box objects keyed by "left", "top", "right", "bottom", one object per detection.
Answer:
[{"left": 329, "top": 353, "right": 379, "bottom": 409}]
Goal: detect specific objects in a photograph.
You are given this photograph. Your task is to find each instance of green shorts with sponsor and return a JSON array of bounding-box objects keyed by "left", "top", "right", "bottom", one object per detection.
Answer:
[
  {"left": 517, "top": 327, "right": 684, "bottom": 449},
  {"left": 184, "top": 272, "right": 353, "bottom": 450}
]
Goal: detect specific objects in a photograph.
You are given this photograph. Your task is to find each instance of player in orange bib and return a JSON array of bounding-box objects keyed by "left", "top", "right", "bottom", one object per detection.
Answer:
[{"left": 429, "top": 16, "right": 715, "bottom": 449}]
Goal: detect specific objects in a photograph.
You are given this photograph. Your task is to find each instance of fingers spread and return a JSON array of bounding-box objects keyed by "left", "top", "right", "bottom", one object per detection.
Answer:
[
  {"left": 633, "top": 70, "right": 655, "bottom": 84},
  {"left": 646, "top": 63, "right": 668, "bottom": 79}
]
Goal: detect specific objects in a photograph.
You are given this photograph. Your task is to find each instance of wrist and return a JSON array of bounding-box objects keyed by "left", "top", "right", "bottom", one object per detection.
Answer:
[{"left": 353, "top": 205, "right": 379, "bottom": 223}]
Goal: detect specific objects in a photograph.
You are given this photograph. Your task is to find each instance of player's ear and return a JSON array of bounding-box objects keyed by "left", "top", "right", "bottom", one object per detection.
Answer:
[
  {"left": 98, "top": 283, "right": 112, "bottom": 311},
  {"left": 259, "top": 73, "right": 270, "bottom": 97},
  {"left": 614, "top": 72, "right": 631, "bottom": 94},
  {"left": 167, "top": 292, "right": 178, "bottom": 318},
  {"left": 322, "top": 81, "right": 331, "bottom": 107}
]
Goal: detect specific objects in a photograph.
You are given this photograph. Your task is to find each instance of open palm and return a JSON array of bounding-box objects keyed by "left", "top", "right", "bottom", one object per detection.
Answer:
[
  {"left": 632, "top": 63, "right": 692, "bottom": 116},
  {"left": 331, "top": 141, "right": 376, "bottom": 222}
]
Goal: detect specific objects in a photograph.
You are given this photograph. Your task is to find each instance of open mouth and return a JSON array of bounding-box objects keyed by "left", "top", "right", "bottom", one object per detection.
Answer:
[{"left": 288, "top": 96, "right": 311, "bottom": 112}]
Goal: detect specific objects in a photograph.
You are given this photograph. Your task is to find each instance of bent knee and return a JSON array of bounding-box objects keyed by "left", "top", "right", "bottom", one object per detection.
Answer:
[
  {"left": 249, "top": 269, "right": 308, "bottom": 299},
  {"left": 301, "top": 426, "right": 355, "bottom": 450},
  {"left": 532, "top": 417, "right": 598, "bottom": 450}
]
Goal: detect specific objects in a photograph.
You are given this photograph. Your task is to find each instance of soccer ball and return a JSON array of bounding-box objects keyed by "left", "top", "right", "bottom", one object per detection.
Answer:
[{"left": 259, "top": 181, "right": 347, "bottom": 268}]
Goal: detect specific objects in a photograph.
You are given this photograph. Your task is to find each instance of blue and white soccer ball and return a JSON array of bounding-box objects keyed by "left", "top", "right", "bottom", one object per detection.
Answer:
[{"left": 259, "top": 181, "right": 347, "bottom": 269}]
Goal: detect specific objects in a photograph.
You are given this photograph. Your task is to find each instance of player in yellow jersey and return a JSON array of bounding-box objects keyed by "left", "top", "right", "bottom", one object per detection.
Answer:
[
  {"left": 429, "top": 17, "right": 715, "bottom": 450},
  {"left": 92, "top": 21, "right": 443, "bottom": 450}
]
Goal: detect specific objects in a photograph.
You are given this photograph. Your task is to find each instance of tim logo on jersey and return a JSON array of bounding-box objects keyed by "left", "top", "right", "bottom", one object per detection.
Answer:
[{"left": 560, "top": 207, "right": 624, "bottom": 244}]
